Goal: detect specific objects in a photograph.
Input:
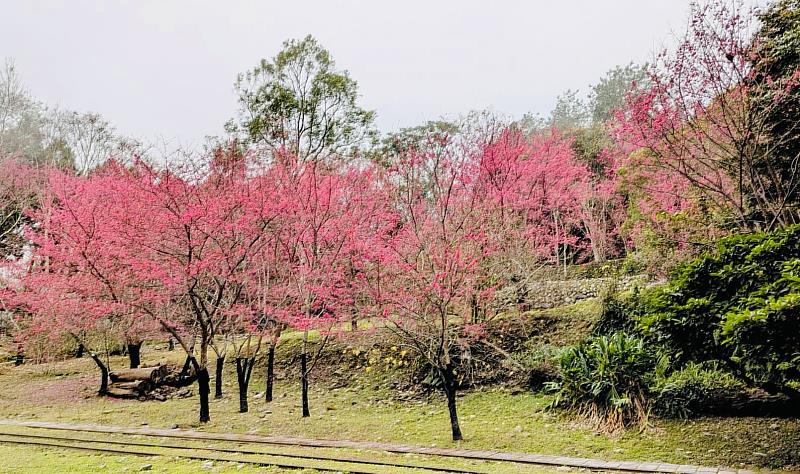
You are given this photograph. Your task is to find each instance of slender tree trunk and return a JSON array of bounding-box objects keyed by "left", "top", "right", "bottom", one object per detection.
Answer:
[
  {"left": 75, "top": 344, "right": 85, "bottom": 359},
  {"left": 214, "top": 356, "right": 225, "bottom": 399},
  {"left": 14, "top": 350, "right": 24, "bottom": 366},
  {"left": 300, "top": 352, "right": 310, "bottom": 418},
  {"left": 89, "top": 353, "right": 109, "bottom": 395},
  {"left": 190, "top": 357, "right": 210, "bottom": 423},
  {"left": 236, "top": 357, "right": 255, "bottom": 413},
  {"left": 127, "top": 342, "right": 142, "bottom": 369},
  {"left": 441, "top": 367, "right": 463, "bottom": 441},
  {"left": 179, "top": 355, "right": 192, "bottom": 379},
  {"left": 265, "top": 343, "right": 275, "bottom": 403},
  {"left": 470, "top": 295, "right": 479, "bottom": 324},
  {"left": 168, "top": 338, "right": 174, "bottom": 351},
  {"left": 199, "top": 335, "right": 209, "bottom": 367},
  {"left": 351, "top": 319, "right": 358, "bottom": 331}
]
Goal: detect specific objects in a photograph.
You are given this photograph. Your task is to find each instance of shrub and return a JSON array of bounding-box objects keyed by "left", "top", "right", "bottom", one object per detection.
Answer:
[
  {"left": 651, "top": 361, "right": 747, "bottom": 418},
  {"left": 509, "top": 344, "right": 565, "bottom": 390},
  {"left": 640, "top": 225, "right": 800, "bottom": 395},
  {"left": 547, "top": 332, "right": 654, "bottom": 433},
  {"left": 593, "top": 288, "right": 637, "bottom": 336}
]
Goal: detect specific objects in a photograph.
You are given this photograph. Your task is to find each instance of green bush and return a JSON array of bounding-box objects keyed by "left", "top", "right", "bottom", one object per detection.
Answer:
[
  {"left": 640, "top": 225, "right": 800, "bottom": 394},
  {"left": 651, "top": 361, "right": 747, "bottom": 418},
  {"left": 509, "top": 344, "right": 565, "bottom": 390},
  {"left": 546, "top": 332, "right": 654, "bottom": 433},
  {"left": 593, "top": 289, "right": 638, "bottom": 336}
]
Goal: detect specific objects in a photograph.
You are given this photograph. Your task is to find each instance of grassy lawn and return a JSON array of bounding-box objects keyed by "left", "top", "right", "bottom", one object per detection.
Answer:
[
  {"left": 1, "top": 339, "right": 798, "bottom": 472},
  {"left": 0, "top": 444, "right": 297, "bottom": 473},
  {"left": 0, "top": 428, "right": 565, "bottom": 474}
]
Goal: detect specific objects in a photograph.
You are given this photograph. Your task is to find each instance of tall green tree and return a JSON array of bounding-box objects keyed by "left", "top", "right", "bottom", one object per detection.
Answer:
[
  {"left": 230, "top": 35, "right": 376, "bottom": 163},
  {"left": 588, "top": 63, "right": 648, "bottom": 124},
  {"left": 549, "top": 89, "right": 589, "bottom": 130}
]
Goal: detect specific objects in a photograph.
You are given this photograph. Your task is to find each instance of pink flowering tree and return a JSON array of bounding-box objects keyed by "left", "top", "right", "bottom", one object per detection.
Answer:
[
  {"left": 365, "top": 129, "right": 592, "bottom": 441},
  {"left": 11, "top": 145, "right": 279, "bottom": 422},
  {"left": 8, "top": 167, "right": 147, "bottom": 392},
  {"left": 111, "top": 150, "right": 279, "bottom": 423},
  {"left": 616, "top": 0, "right": 800, "bottom": 231},
  {"left": 264, "top": 158, "right": 388, "bottom": 417},
  {"left": 474, "top": 130, "right": 590, "bottom": 276},
  {"left": 366, "top": 134, "right": 498, "bottom": 442}
]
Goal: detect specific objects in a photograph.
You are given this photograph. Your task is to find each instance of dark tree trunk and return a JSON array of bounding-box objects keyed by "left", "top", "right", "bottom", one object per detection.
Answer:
[
  {"left": 179, "top": 355, "right": 192, "bottom": 378},
  {"left": 351, "top": 319, "right": 358, "bottom": 331},
  {"left": 441, "top": 367, "right": 463, "bottom": 441},
  {"left": 236, "top": 357, "right": 255, "bottom": 413},
  {"left": 214, "top": 356, "right": 225, "bottom": 399},
  {"left": 167, "top": 338, "right": 174, "bottom": 351},
  {"left": 265, "top": 343, "right": 275, "bottom": 403},
  {"left": 300, "top": 352, "right": 310, "bottom": 417},
  {"left": 89, "top": 353, "right": 109, "bottom": 395},
  {"left": 127, "top": 343, "right": 142, "bottom": 369},
  {"left": 14, "top": 349, "right": 24, "bottom": 366},
  {"left": 75, "top": 344, "right": 85, "bottom": 359},
  {"left": 190, "top": 357, "right": 210, "bottom": 423}
]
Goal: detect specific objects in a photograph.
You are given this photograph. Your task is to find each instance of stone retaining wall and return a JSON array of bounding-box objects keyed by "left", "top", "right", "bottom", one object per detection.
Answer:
[{"left": 496, "top": 275, "right": 649, "bottom": 310}]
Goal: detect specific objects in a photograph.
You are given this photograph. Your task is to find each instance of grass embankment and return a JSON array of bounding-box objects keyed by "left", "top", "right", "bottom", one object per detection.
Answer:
[{"left": 0, "top": 300, "right": 798, "bottom": 472}]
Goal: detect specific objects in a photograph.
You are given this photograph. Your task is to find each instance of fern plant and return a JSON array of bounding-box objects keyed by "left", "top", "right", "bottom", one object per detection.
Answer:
[{"left": 547, "top": 332, "right": 654, "bottom": 433}]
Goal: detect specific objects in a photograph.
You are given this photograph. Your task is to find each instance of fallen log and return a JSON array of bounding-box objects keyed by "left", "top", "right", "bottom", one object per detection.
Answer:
[
  {"left": 114, "top": 380, "right": 154, "bottom": 392},
  {"left": 109, "top": 365, "right": 167, "bottom": 384},
  {"left": 106, "top": 388, "right": 140, "bottom": 399}
]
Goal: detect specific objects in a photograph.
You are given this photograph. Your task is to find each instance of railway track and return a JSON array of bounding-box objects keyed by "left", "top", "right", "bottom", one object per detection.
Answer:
[
  {"left": 0, "top": 420, "right": 750, "bottom": 474},
  {"left": 0, "top": 425, "right": 498, "bottom": 474}
]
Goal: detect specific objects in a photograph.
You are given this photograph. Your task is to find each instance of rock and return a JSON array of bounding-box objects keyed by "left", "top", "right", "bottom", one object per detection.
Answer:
[
  {"left": 253, "top": 392, "right": 264, "bottom": 399},
  {"left": 169, "top": 423, "right": 179, "bottom": 429},
  {"left": 139, "top": 465, "right": 153, "bottom": 471},
  {"left": 201, "top": 460, "right": 214, "bottom": 470},
  {"left": 556, "top": 466, "right": 571, "bottom": 472}
]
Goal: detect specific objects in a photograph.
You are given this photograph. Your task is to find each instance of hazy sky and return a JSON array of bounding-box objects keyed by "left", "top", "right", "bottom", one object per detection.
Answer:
[{"left": 3, "top": 1, "right": 699, "bottom": 148}]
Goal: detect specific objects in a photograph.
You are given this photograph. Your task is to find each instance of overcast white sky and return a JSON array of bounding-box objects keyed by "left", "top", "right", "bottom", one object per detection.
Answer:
[{"left": 3, "top": 1, "right": 700, "bottom": 148}]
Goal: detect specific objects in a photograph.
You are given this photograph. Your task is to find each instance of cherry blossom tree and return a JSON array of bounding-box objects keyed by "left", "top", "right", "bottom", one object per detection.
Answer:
[
  {"left": 8, "top": 167, "right": 137, "bottom": 392},
  {"left": 364, "top": 129, "right": 590, "bottom": 441},
  {"left": 9, "top": 144, "right": 280, "bottom": 422},
  {"left": 109, "top": 149, "right": 278, "bottom": 422},
  {"left": 365, "top": 134, "right": 492, "bottom": 441},
  {"left": 264, "top": 158, "right": 389, "bottom": 417},
  {"left": 616, "top": 0, "right": 800, "bottom": 231},
  {"left": 474, "top": 130, "right": 590, "bottom": 275}
]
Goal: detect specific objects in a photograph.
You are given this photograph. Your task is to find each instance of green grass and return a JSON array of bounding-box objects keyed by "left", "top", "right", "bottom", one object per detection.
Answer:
[
  {"left": 0, "top": 444, "right": 298, "bottom": 473},
  {"left": 1, "top": 304, "right": 799, "bottom": 472},
  {"left": 1, "top": 347, "right": 798, "bottom": 471},
  {"left": 0, "top": 425, "right": 563, "bottom": 474}
]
